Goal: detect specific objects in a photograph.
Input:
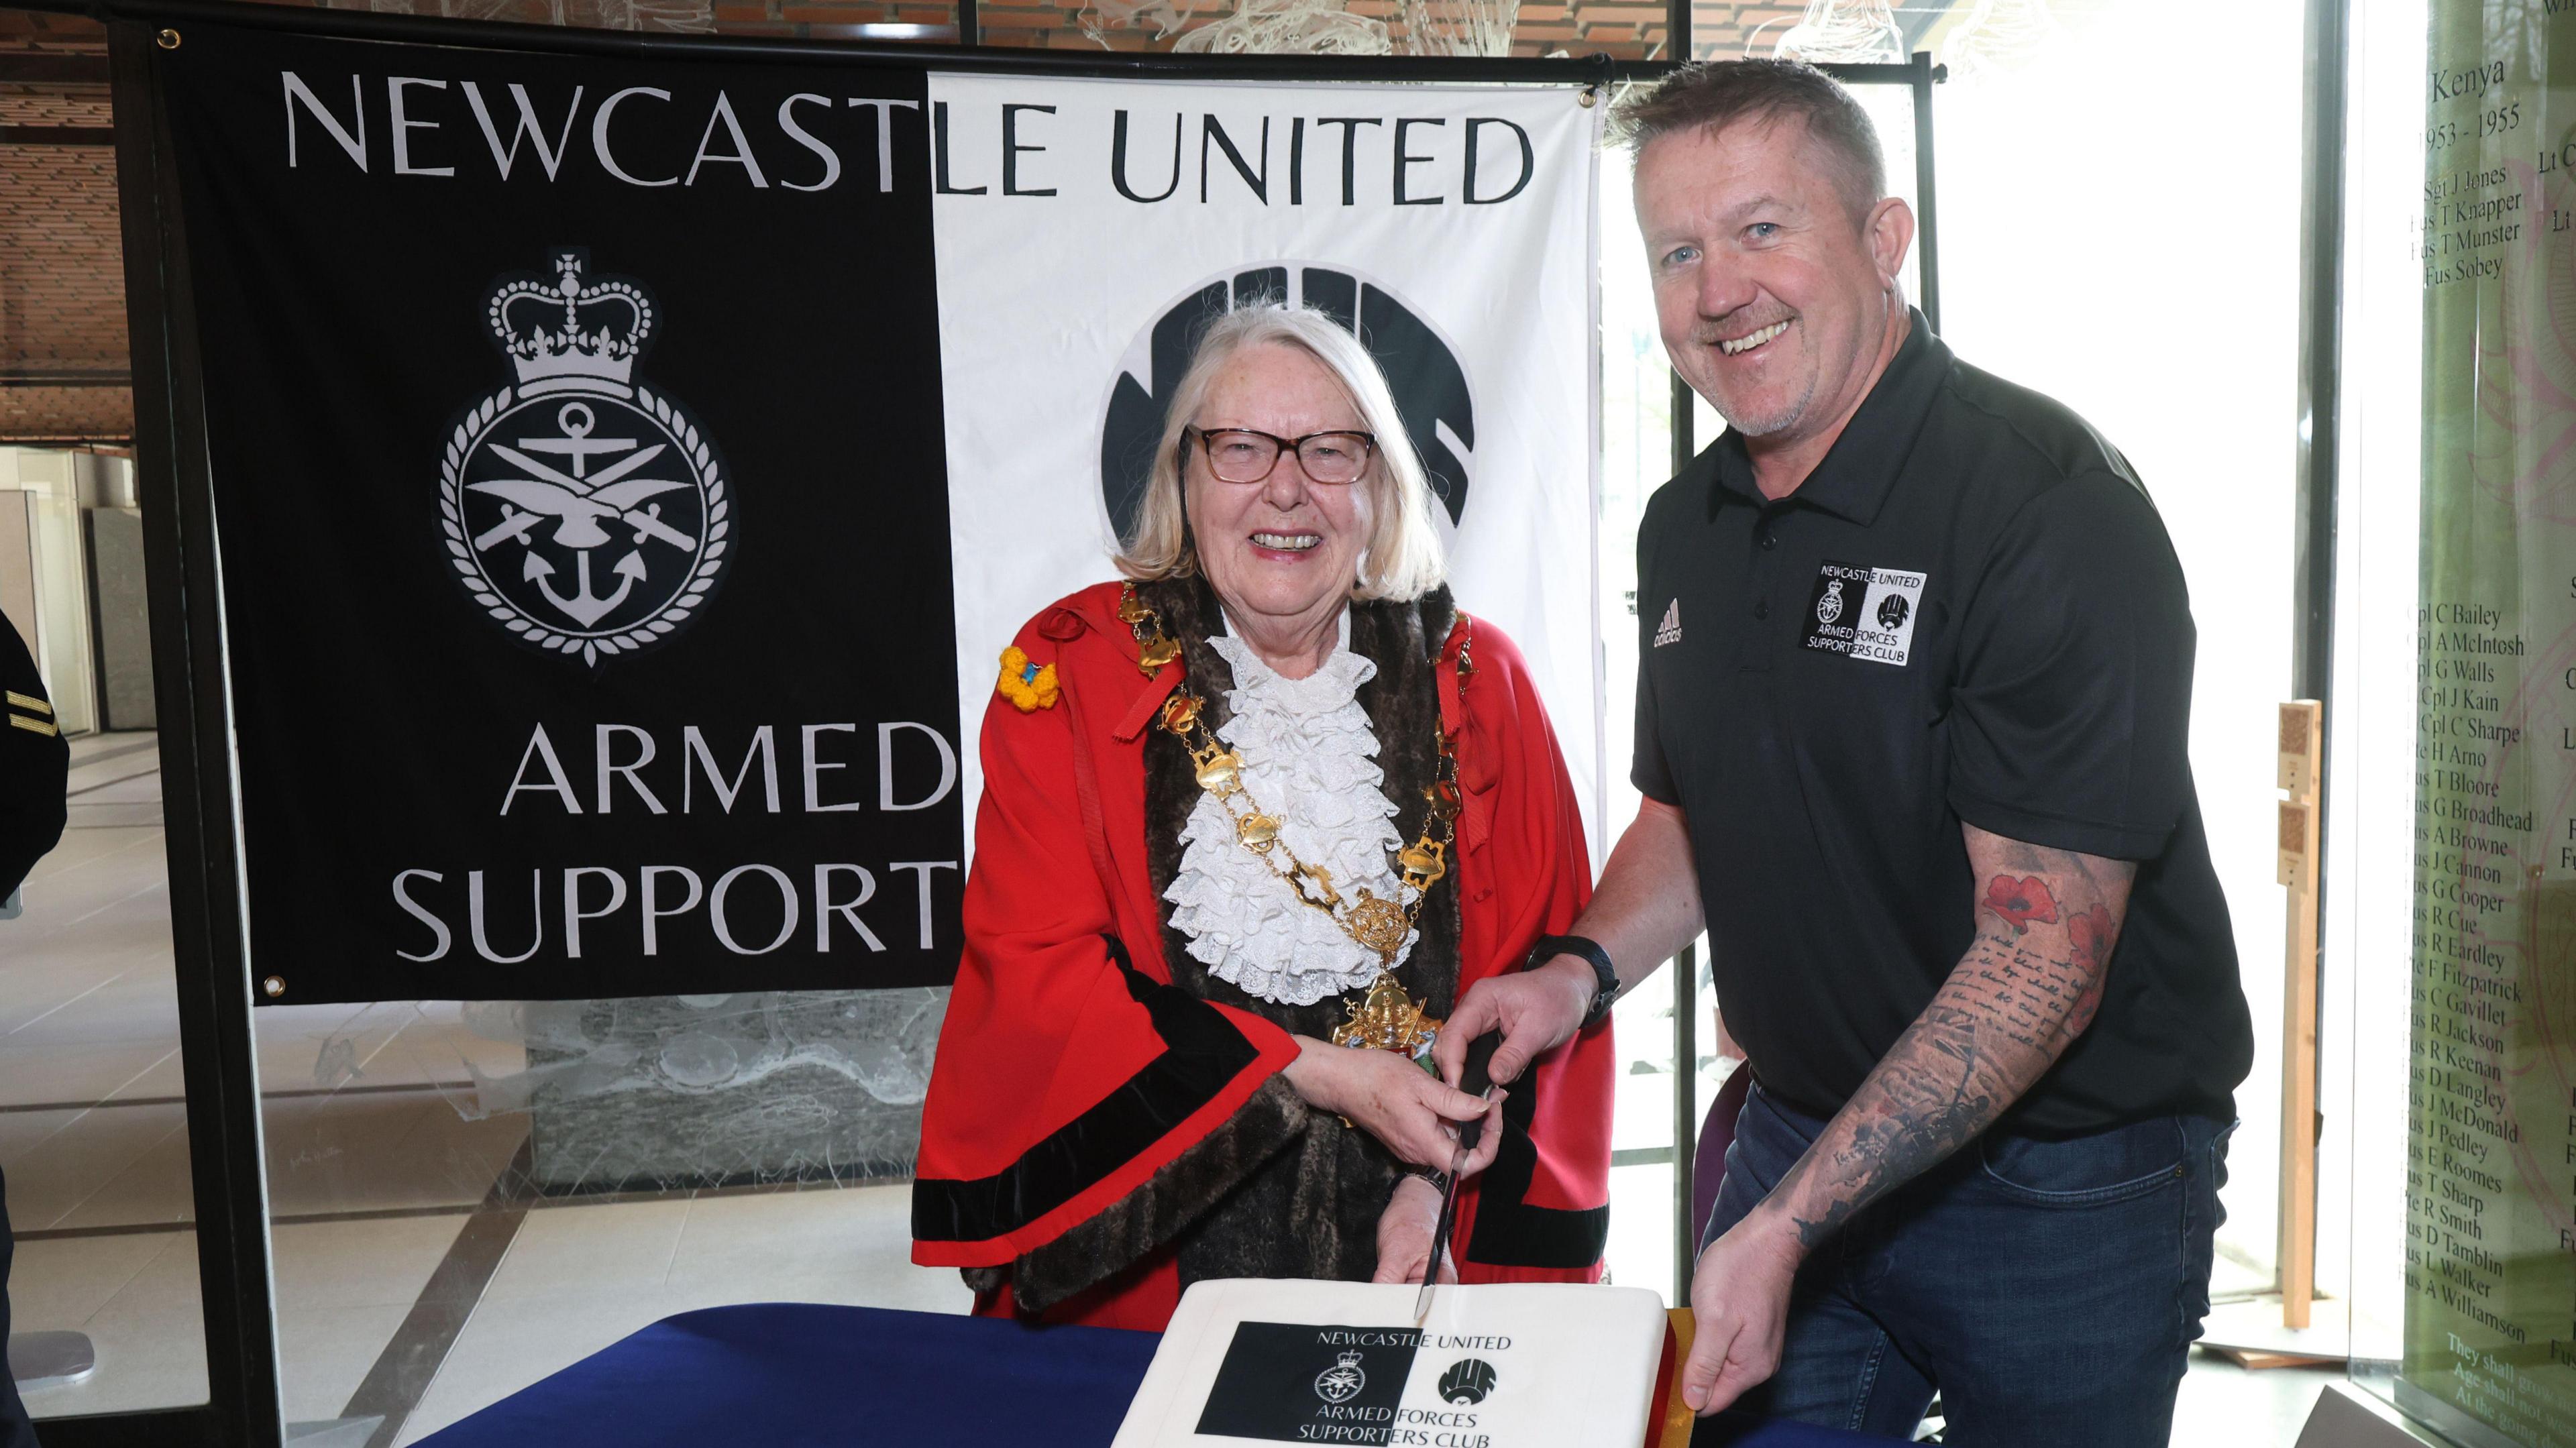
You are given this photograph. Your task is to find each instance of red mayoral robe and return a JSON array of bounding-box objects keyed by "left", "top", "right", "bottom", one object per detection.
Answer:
[{"left": 912, "top": 582, "right": 1612, "bottom": 1331}]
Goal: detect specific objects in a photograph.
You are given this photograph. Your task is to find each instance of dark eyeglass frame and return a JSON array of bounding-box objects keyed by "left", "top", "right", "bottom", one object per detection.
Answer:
[{"left": 1181, "top": 426, "right": 1379, "bottom": 486}]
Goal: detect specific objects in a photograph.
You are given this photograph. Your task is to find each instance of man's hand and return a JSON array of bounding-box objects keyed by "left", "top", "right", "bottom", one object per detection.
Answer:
[
  {"left": 1285, "top": 1038, "right": 1506, "bottom": 1172},
  {"left": 1371, "top": 1174, "right": 1461, "bottom": 1285},
  {"left": 1681, "top": 1210, "right": 1805, "bottom": 1416},
  {"left": 1434, "top": 956, "right": 1594, "bottom": 1089}
]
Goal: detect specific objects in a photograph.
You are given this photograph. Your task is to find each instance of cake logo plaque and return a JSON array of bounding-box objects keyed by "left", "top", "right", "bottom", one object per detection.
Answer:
[
  {"left": 441, "top": 249, "right": 732, "bottom": 667},
  {"left": 1313, "top": 1349, "right": 1368, "bottom": 1405}
]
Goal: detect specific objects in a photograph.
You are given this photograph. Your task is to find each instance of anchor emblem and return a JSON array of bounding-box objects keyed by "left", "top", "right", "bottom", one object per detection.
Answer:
[
  {"left": 441, "top": 251, "right": 731, "bottom": 665},
  {"left": 470, "top": 402, "right": 700, "bottom": 628}
]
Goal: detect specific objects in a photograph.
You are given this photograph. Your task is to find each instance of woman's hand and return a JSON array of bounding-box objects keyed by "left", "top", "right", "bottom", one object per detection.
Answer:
[
  {"left": 1283, "top": 1036, "right": 1505, "bottom": 1173},
  {"left": 1371, "top": 1174, "right": 1460, "bottom": 1285}
]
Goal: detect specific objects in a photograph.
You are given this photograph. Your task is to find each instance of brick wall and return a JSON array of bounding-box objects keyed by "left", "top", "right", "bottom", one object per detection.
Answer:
[{"left": 0, "top": 11, "right": 123, "bottom": 441}]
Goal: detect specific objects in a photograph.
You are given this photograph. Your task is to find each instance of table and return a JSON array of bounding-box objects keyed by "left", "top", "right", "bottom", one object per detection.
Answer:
[{"left": 412, "top": 1302, "right": 1876, "bottom": 1447}]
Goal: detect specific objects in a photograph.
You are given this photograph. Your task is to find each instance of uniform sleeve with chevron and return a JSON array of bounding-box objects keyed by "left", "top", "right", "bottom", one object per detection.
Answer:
[{"left": 0, "top": 616, "right": 69, "bottom": 900}]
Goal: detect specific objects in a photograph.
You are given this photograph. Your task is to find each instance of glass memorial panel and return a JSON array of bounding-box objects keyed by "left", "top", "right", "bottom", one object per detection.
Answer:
[{"left": 2341, "top": 0, "right": 2576, "bottom": 1441}]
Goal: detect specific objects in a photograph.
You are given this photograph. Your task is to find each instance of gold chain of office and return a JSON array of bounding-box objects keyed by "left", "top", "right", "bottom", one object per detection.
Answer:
[{"left": 1118, "top": 582, "right": 1468, "bottom": 1058}]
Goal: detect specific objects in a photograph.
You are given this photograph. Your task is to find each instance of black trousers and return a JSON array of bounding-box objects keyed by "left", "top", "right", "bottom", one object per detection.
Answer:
[{"left": 0, "top": 1165, "right": 39, "bottom": 1448}]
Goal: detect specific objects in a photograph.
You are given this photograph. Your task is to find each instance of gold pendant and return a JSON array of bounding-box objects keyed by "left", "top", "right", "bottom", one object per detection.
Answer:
[
  {"left": 1138, "top": 634, "right": 1181, "bottom": 673},
  {"left": 1345, "top": 889, "right": 1409, "bottom": 960},
  {"left": 1236, "top": 813, "right": 1281, "bottom": 850},
  {"left": 1397, "top": 840, "right": 1447, "bottom": 890},
  {"left": 1332, "top": 969, "right": 1442, "bottom": 1055},
  {"left": 1295, "top": 864, "right": 1342, "bottom": 908},
  {"left": 1192, "top": 744, "right": 1243, "bottom": 795}
]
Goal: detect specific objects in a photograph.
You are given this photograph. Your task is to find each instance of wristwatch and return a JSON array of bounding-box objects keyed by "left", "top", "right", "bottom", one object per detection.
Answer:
[{"left": 1525, "top": 933, "right": 1618, "bottom": 1030}]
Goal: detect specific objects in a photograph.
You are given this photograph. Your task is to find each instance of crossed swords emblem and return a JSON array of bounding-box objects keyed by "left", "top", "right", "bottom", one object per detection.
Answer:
[{"left": 468, "top": 401, "right": 697, "bottom": 628}]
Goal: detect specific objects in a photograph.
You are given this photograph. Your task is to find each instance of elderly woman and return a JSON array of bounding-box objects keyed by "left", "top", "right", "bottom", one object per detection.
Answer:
[{"left": 911, "top": 304, "right": 1611, "bottom": 1331}]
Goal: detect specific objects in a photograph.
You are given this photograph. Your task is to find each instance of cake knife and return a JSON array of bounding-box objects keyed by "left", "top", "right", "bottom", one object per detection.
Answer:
[{"left": 1417, "top": 1032, "right": 1500, "bottom": 1320}]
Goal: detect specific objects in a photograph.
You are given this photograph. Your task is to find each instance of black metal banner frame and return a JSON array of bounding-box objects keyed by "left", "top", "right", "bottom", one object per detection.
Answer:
[{"left": 0, "top": 0, "right": 1943, "bottom": 1436}]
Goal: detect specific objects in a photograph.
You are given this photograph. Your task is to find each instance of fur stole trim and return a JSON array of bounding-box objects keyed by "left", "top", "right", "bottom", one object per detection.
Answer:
[{"left": 1006, "top": 577, "right": 1464, "bottom": 1311}]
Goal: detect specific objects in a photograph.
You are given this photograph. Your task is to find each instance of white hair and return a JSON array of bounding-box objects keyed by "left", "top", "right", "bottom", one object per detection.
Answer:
[{"left": 1114, "top": 302, "right": 1446, "bottom": 603}]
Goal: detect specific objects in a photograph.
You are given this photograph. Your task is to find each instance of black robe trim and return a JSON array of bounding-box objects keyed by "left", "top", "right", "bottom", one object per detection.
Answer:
[
  {"left": 911, "top": 934, "right": 1260, "bottom": 1247},
  {"left": 1463, "top": 1056, "right": 1612, "bottom": 1268},
  {"left": 998, "top": 577, "right": 1468, "bottom": 1313}
]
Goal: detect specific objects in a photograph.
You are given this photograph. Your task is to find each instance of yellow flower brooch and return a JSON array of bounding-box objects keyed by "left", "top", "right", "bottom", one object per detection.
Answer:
[{"left": 997, "top": 645, "right": 1060, "bottom": 712}]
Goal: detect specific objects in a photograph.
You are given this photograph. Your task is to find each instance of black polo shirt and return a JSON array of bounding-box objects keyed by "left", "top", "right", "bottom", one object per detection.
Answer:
[{"left": 1634, "top": 313, "right": 2253, "bottom": 1135}]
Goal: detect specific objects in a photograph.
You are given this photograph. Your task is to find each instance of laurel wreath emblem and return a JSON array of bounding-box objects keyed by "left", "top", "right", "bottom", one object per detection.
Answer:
[{"left": 439, "top": 384, "right": 731, "bottom": 666}]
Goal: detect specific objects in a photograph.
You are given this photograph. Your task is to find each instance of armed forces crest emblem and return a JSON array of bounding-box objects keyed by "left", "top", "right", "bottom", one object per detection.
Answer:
[
  {"left": 1313, "top": 1349, "right": 1367, "bottom": 1405},
  {"left": 441, "top": 250, "right": 730, "bottom": 665}
]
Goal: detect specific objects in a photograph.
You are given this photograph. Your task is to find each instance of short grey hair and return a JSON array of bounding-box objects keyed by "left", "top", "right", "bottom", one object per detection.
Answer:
[
  {"left": 1613, "top": 58, "right": 1886, "bottom": 226},
  {"left": 1114, "top": 303, "right": 1446, "bottom": 604}
]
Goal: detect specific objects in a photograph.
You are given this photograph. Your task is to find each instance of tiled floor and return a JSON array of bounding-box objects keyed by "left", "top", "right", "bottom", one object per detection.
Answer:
[{"left": 0, "top": 732, "right": 2340, "bottom": 1443}]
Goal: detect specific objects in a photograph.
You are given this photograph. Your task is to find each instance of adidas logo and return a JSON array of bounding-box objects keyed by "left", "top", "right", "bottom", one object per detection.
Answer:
[{"left": 1652, "top": 598, "right": 1682, "bottom": 648}]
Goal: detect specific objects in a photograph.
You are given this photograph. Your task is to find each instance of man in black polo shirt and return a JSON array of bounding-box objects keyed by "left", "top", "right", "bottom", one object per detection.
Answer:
[{"left": 1437, "top": 59, "right": 2251, "bottom": 1443}]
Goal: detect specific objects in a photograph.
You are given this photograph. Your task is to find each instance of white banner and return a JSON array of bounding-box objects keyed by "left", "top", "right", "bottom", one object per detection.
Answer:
[{"left": 931, "top": 74, "right": 1604, "bottom": 854}]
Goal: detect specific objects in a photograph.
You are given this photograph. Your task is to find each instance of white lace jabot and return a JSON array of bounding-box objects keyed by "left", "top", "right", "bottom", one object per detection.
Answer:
[{"left": 1163, "top": 614, "right": 1413, "bottom": 1007}]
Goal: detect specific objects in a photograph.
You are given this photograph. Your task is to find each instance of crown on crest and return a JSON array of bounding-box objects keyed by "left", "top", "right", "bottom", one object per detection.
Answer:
[
  {"left": 1336, "top": 1350, "right": 1364, "bottom": 1368},
  {"left": 486, "top": 251, "right": 655, "bottom": 396}
]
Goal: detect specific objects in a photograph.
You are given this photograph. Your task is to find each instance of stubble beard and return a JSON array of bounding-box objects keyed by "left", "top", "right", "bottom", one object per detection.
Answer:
[{"left": 1699, "top": 362, "right": 1817, "bottom": 442}]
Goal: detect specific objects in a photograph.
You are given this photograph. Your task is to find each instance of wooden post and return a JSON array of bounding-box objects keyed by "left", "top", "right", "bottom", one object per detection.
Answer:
[{"left": 2277, "top": 700, "right": 2323, "bottom": 1329}]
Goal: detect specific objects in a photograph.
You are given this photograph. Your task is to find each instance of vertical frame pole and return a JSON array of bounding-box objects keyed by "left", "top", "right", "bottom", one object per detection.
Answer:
[
  {"left": 957, "top": 0, "right": 977, "bottom": 46},
  {"left": 1664, "top": 0, "right": 1688, "bottom": 63},
  {"left": 2285, "top": 0, "right": 2348, "bottom": 1309},
  {"left": 1666, "top": 377, "right": 1697, "bottom": 1305},
  {"left": 1909, "top": 51, "right": 1940, "bottom": 333},
  {"left": 1672, "top": 942, "right": 1697, "bottom": 1304},
  {"left": 107, "top": 21, "right": 283, "bottom": 1448}
]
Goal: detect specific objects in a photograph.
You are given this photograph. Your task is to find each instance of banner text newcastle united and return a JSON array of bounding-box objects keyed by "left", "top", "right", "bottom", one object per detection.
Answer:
[{"left": 277, "top": 71, "right": 1546, "bottom": 209}]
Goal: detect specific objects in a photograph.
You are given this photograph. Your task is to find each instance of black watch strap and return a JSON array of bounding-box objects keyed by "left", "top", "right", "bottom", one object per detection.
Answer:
[{"left": 1526, "top": 933, "right": 1618, "bottom": 1029}]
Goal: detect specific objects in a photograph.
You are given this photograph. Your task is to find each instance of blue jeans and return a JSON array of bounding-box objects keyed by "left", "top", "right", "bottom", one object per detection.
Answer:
[{"left": 1696, "top": 1083, "right": 2230, "bottom": 1445}]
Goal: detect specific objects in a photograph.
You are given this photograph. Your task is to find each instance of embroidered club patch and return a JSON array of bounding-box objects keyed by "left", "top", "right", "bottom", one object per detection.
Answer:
[
  {"left": 996, "top": 645, "right": 1059, "bottom": 711},
  {"left": 1802, "top": 561, "right": 1927, "bottom": 667}
]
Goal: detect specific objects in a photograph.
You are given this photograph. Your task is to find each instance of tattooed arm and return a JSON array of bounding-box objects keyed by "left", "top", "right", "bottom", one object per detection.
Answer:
[{"left": 1678, "top": 822, "right": 2135, "bottom": 1415}]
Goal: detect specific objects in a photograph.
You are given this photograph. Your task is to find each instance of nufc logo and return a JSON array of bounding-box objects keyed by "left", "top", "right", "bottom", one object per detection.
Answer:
[
  {"left": 1438, "top": 1357, "right": 1498, "bottom": 1405},
  {"left": 441, "top": 251, "right": 731, "bottom": 666},
  {"left": 1099, "top": 264, "right": 1474, "bottom": 542}
]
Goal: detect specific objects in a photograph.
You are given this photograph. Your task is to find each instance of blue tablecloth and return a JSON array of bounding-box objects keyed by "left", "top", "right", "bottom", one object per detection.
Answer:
[{"left": 413, "top": 1302, "right": 1874, "bottom": 1447}]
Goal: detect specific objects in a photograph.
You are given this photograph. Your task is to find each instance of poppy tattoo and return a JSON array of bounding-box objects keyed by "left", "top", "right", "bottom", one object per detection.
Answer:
[
  {"left": 1980, "top": 875, "right": 2059, "bottom": 935},
  {"left": 2066, "top": 903, "right": 2117, "bottom": 967}
]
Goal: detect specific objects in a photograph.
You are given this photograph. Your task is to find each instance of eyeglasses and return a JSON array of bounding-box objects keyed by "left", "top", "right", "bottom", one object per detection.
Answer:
[{"left": 1184, "top": 427, "right": 1378, "bottom": 486}]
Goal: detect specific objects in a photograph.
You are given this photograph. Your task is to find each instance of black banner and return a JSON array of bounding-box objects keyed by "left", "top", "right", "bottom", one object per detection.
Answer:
[{"left": 156, "top": 24, "right": 961, "bottom": 1001}]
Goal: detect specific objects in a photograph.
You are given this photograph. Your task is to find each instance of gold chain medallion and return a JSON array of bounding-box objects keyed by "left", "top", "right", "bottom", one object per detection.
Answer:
[{"left": 1122, "top": 585, "right": 1464, "bottom": 1063}]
